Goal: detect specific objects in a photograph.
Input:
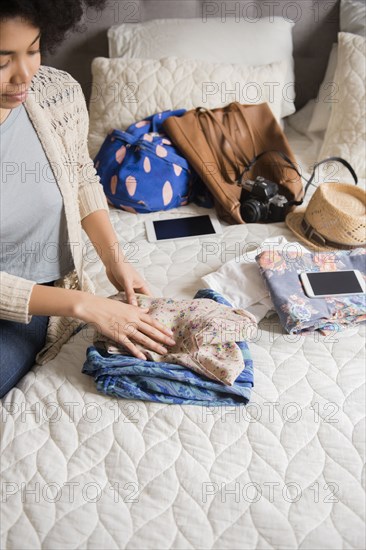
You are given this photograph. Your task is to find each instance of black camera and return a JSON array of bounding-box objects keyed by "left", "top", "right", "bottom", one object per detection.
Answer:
[{"left": 239, "top": 176, "right": 289, "bottom": 223}]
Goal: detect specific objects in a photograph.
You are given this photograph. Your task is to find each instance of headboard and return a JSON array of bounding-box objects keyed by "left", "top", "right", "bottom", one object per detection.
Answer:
[{"left": 42, "top": 0, "right": 341, "bottom": 110}]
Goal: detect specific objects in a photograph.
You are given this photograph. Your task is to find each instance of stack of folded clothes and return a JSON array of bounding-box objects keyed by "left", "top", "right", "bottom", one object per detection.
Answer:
[
  {"left": 256, "top": 248, "right": 366, "bottom": 334},
  {"left": 82, "top": 290, "right": 256, "bottom": 406}
]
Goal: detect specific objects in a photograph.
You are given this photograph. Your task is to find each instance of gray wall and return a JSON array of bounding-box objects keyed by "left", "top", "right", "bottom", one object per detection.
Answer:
[{"left": 43, "top": 0, "right": 341, "bottom": 110}]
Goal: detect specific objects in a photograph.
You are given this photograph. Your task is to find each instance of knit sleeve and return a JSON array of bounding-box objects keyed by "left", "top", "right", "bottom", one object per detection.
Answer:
[
  {"left": 76, "top": 85, "right": 109, "bottom": 220},
  {"left": 0, "top": 271, "right": 37, "bottom": 324}
]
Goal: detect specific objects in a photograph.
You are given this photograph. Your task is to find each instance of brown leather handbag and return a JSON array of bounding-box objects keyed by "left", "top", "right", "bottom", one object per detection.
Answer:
[{"left": 163, "top": 102, "right": 304, "bottom": 224}]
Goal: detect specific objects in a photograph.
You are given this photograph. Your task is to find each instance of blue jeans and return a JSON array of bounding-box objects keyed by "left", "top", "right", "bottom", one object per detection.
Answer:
[{"left": 0, "top": 280, "right": 54, "bottom": 399}]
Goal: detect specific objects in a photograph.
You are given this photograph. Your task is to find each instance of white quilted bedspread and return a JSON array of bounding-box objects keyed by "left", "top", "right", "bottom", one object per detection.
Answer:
[{"left": 1, "top": 133, "right": 365, "bottom": 549}]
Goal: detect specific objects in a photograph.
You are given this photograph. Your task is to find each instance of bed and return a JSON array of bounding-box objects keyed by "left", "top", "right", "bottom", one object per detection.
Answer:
[{"left": 1, "top": 1, "right": 365, "bottom": 549}]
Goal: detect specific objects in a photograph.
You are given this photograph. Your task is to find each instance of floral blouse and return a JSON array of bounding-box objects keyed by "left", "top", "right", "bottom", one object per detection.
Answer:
[
  {"left": 93, "top": 291, "right": 257, "bottom": 386},
  {"left": 256, "top": 248, "right": 366, "bottom": 335}
]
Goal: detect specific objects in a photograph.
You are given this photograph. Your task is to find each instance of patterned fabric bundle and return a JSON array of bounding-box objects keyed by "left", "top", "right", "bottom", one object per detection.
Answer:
[
  {"left": 256, "top": 248, "right": 366, "bottom": 334},
  {"left": 94, "top": 109, "right": 195, "bottom": 213},
  {"left": 82, "top": 290, "right": 254, "bottom": 405},
  {"left": 92, "top": 289, "right": 256, "bottom": 385}
]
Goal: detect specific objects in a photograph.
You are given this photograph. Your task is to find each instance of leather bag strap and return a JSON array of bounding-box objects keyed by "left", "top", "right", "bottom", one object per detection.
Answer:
[
  {"left": 194, "top": 104, "right": 256, "bottom": 183},
  {"left": 198, "top": 112, "right": 241, "bottom": 182}
]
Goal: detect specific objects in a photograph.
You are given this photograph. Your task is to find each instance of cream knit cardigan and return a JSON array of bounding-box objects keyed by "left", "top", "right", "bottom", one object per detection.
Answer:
[{"left": 0, "top": 65, "right": 109, "bottom": 365}]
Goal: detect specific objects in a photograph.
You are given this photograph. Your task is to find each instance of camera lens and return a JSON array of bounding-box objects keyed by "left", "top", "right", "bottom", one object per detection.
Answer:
[{"left": 240, "top": 199, "right": 265, "bottom": 223}]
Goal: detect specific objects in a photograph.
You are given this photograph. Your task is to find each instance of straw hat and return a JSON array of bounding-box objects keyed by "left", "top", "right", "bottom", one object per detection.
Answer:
[{"left": 286, "top": 182, "right": 366, "bottom": 250}]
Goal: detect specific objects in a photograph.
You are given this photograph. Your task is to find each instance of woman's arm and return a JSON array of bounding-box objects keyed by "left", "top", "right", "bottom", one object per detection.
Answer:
[
  {"left": 0, "top": 271, "right": 37, "bottom": 323},
  {"left": 74, "top": 81, "right": 150, "bottom": 302},
  {"left": 28, "top": 284, "right": 82, "bottom": 318},
  {"left": 81, "top": 209, "right": 123, "bottom": 269},
  {"left": 81, "top": 210, "right": 152, "bottom": 304}
]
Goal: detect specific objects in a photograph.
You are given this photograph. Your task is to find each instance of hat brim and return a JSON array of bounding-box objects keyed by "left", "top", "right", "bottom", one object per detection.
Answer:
[{"left": 285, "top": 210, "right": 341, "bottom": 251}]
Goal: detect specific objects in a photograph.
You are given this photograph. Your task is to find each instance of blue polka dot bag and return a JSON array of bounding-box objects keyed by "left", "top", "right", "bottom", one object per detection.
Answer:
[{"left": 94, "top": 109, "right": 195, "bottom": 213}]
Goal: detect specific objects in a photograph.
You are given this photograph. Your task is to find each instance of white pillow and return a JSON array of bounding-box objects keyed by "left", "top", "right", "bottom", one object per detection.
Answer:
[
  {"left": 107, "top": 17, "right": 295, "bottom": 117},
  {"left": 340, "top": 0, "right": 366, "bottom": 36},
  {"left": 308, "top": 0, "right": 365, "bottom": 134},
  {"left": 308, "top": 44, "right": 338, "bottom": 134},
  {"left": 88, "top": 56, "right": 289, "bottom": 160},
  {"left": 318, "top": 32, "right": 366, "bottom": 179}
]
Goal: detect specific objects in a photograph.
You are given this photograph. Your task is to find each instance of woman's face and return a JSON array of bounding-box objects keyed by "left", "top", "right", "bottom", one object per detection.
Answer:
[{"left": 0, "top": 17, "right": 41, "bottom": 110}]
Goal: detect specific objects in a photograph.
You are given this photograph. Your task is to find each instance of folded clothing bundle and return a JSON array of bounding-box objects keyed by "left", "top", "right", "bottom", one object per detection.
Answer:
[
  {"left": 83, "top": 290, "right": 254, "bottom": 406},
  {"left": 201, "top": 236, "right": 308, "bottom": 322},
  {"left": 93, "top": 109, "right": 195, "bottom": 214},
  {"left": 93, "top": 289, "right": 257, "bottom": 386},
  {"left": 256, "top": 248, "right": 366, "bottom": 334}
]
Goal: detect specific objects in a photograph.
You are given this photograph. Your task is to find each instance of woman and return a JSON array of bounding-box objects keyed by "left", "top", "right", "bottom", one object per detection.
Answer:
[{"left": 0, "top": 0, "right": 176, "bottom": 398}]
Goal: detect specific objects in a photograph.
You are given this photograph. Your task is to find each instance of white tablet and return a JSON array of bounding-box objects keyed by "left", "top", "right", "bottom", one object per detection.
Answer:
[{"left": 145, "top": 214, "right": 222, "bottom": 242}]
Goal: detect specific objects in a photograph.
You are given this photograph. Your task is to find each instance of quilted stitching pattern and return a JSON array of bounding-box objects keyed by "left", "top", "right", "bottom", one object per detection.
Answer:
[
  {"left": 319, "top": 32, "right": 366, "bottom": 178},
  {"left": 1, "top": 201, "right": 365, "bottom": 549},
  {"left": 88, "top": 56, "right": 287, "bottom": 159}
]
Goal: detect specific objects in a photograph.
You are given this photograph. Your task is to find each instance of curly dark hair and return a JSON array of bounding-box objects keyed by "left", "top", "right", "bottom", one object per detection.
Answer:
[{"left": 0, "top": 0, "right": 107, "bottom": 54}]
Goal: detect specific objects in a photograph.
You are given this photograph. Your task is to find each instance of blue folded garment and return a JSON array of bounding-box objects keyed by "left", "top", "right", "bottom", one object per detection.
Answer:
[{"left": 82, "top": 290, "right": 254, "bottom": 406}]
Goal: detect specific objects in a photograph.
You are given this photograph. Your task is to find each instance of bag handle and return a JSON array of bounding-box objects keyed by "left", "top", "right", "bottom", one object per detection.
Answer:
[
  {"left": 201, "top": 103, "right": 257, "bottom": 163},
  {"left": 227, "top": 102, "right": 258, "bottom": 154},
  {"left": 111, "top": 128, "right": 139, "bottom": 146},
  {"left": 195, "top": 108, "right": 249, "bottom": 182},
  {"left": 194, "top": 104, "right": 256, "bottom": 183},
  {"left": 196, "top": 111, "right": 242, "bottom": 183},
  {"left": 304, "top": 156, "right": 358, "bottom": 195},
  {"left": 194, "top": 105, "right": 300, "bottom": 193},
  {"left": 208, "top": 113, "right": 250, "bottom": 182}
]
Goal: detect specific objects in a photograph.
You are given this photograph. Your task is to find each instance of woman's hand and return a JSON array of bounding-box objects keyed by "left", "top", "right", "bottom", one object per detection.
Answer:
[
  {"left": 105, "top": 258, "right": 152, "bottom": 306},
  {"left": 74, "top": 292, "right": 176, "bottom": 360}
]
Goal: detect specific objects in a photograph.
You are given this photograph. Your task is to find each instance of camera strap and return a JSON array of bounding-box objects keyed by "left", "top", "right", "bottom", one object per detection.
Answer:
[
  {"left": 239, "top": 152, "right": 358, "bottom": 207},
  {"left": 238, "top": 149, "right": 304, "bottom": 206},
  {"left": 303, "top": 156, "right": 358, "bottom": 196},
  {"left": 239, "top": 149, "right": 302, "bottom": 181}
]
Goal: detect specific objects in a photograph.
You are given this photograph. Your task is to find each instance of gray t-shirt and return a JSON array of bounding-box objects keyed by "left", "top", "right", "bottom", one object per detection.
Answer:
[{"left": 0, "top": 104, "right": 74, "bottom": 283}]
